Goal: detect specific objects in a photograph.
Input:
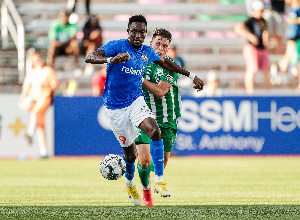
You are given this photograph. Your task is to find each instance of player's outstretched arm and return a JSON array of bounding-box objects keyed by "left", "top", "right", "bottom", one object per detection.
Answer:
[
  {"left": 85, "top": 49, "right": 130, "bottom": 64},
  {"left": 154, "top": 57, "right": 204, "bottom": 91}
]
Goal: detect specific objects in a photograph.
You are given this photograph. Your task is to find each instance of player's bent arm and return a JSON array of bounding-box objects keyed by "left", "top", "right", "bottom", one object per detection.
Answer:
[
  {"left": 85, "top": 49, "right": 130, "bottom": 64},
  {"left": 154, "top": 57, "right": 204, "bottom": 91},
  {"left": 142, "top": 79, "right": 171, "bottom": 99},
  {"left": 85, "top": 49, "right": 107, "bottom": 64}
]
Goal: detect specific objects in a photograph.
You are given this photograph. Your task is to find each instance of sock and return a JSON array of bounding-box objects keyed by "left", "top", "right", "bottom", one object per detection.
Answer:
[
  {"left": 123, "top": 155, "right": 135, "bottom": 186},
  {"left": 154, "top": 175, "right": 163, "bottom": 184},
  {"left": 150, "top": 139, "right": 164, "bottom": 177},
  {"left": 137, "top": 161, "right": 152, "bottom": 190},
  {"left": 125, "top": 177, "right": 135, "bottom": 187}
]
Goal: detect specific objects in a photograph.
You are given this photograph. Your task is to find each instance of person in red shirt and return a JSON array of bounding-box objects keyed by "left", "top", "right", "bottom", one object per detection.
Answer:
[{"left": 91, "top": 65, "right": 106, "bottom": 96}]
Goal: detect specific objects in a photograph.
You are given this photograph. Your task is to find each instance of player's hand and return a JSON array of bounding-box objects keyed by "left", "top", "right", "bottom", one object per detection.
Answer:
[
  {"left": 111, "top": 53, "right": 130, "bottom": 63},
  {"left": 193, "top": 76, "right": 204, "bottom": 92}
]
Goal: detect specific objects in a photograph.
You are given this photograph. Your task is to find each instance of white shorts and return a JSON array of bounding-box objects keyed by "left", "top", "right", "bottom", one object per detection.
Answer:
[{"left": 106, "top": 96, "right": 155, "bottom": 147}]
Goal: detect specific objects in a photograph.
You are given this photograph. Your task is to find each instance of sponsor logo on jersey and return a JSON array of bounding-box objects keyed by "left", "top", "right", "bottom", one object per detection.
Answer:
[
  {"left": 121, "top": 66, "right": 145, "bottom": 76},
  {"left": 166, "top": 74, "right": 174, "bottom": 82},
  {"left": 142, "top": 55, "right": 148, "bottom": 61}
]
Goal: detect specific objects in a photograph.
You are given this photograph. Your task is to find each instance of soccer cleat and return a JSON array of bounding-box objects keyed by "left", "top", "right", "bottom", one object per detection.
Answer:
[
  {"left": 154, "top": 182, "right": 171, "bottom": 197},
  {"left": 126, "top": 185, "right": 142, "bottom": 206},
  {"left": 143, "top": 188, "right": 153, "bottom": 207}
]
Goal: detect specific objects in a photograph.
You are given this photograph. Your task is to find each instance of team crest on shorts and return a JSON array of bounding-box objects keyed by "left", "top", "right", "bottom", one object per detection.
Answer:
[{"left": 142, "top": 55, "right": 148, "bottom": 61}]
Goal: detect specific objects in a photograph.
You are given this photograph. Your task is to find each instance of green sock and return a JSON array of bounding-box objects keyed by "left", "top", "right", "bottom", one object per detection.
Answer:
[{"left": 137, "top": 161, "right": 153, "bottom": 188}]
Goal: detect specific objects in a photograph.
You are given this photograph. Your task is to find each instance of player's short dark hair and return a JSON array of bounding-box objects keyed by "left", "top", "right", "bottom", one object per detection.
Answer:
[
  {"left": 128, "top": 15, "right": 147, "bottom": 29},
  {"left": 152, "top": 28, "right": 172, "bottom": 43}
]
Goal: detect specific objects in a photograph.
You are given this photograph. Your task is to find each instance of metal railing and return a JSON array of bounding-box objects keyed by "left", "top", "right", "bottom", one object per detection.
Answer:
[{"left": 1, "top": 0, "right": 25, "bottom": 83}]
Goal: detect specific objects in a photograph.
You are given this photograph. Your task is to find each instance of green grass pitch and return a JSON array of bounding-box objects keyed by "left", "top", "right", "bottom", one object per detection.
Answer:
[{"left": 0, "top": 156, "right": 299, "bottom": 219}]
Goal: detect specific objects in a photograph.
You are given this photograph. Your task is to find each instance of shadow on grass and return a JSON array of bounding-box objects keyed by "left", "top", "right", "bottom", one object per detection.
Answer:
[{"left": 0, "top": 205, "right": 300, "bottom": 219}]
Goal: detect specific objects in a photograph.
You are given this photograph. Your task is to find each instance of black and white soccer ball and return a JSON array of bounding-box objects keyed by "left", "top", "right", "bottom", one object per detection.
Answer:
[{"left": 99, "top": 154, "right": 126, "bottom": 180}]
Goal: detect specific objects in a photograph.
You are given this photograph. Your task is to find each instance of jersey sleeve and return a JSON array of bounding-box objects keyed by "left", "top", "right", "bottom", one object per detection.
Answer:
[
  {"left": 99, "top": 40, "right": 119, "bottom": 57},
  {"left": 148, "top": 47, "right": 161, "bottom": 63}
]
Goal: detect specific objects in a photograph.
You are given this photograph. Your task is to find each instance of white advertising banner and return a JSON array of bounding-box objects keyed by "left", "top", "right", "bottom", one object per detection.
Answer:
[{"left": 0, "top": 94, "right": 54, "bottom": 159}]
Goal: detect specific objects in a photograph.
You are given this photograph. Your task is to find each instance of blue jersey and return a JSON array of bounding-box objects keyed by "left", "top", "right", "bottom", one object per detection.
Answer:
[{"left": 100, "top": 39, "right": 160, "bottom": 109}]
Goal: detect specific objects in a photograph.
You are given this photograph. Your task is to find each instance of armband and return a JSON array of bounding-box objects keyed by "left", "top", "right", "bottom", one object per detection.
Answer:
[
  {"left": 107, "top": 57, "right": 113, "bottom": 63},
  {"left": 189, "top": 72, "right": 196, "bottom": 80}
]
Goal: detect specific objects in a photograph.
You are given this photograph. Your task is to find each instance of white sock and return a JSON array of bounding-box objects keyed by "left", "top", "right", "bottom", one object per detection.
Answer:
[
  {"left": 154, "top": 175, "right": 163, "bottom": 184},
  {"left": 125, "top": 177, "right": 135, "bottom": 187}
]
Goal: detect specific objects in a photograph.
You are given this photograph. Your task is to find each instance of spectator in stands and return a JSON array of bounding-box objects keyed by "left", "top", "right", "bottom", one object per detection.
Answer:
[
  {"left": 19, "top": 52, "right": 59, "bottom": 158},
  {"left": 91, "top": 65, "right": 107, "bottom": 96},
  {"left": 263, "top": 0, "right": 286, "bottom": 54},
  {"left": 286, "top": 38, "right": 300, "bottom": 90},
  {"left": 81, "top": 15, "right": 103, "bottom": 76},
  {"left": 167, "top": 45, "right": 185, "bottom": 68},
  {"left": 47, "top": 9, "right": 80, "bottom": 69},
  {"left": 277, "top": 0, "right": 300, "bottom": 73},
  {"left": 193, "top": 70, "right": 223, "bottom": 97},
  {"left": 235, "top": 0, "right": 270, "bottom": 94}
]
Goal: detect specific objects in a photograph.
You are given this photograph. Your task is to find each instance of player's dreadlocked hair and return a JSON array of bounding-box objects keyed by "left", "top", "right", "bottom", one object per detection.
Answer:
[
  {"left": 128, "top": 15, "right": 147, "bottom": 29},
  {"left": 152, "top": 28, "right": 172, "bottom": 43}
]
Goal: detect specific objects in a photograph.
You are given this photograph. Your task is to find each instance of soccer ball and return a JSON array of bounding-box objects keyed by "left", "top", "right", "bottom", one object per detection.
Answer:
[{"left": 99, "top": 154, "right": 126, "bottom": 180}]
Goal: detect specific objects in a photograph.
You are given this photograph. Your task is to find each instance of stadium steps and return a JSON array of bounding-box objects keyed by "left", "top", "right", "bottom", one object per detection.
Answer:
[{"left": 2, "top": 0, "right": 294, "bottom": 93}]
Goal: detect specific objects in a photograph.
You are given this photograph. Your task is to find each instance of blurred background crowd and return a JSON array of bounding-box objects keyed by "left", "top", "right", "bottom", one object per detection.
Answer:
[{"left": 1, "top": 0, "right": 300, "bottom": 97}]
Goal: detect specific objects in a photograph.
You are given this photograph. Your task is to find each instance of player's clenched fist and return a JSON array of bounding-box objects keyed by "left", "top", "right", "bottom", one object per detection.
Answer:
[
  {"left": 111, "top": 53, "right": 130, "bottom": 63},
  {"left": 193, "top": 76, "right": 204, "bottom": 92}
]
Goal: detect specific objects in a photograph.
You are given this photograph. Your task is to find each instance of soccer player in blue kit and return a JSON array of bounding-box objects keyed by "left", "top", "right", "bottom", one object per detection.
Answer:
[{"left": 85, "top": 15, "right": 204, "bottom": 206}]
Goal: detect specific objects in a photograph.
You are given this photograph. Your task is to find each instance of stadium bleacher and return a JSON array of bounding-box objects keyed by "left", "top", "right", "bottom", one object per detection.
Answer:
[{"left": 0, "top": 0, "right": 295, "bottom": 94}]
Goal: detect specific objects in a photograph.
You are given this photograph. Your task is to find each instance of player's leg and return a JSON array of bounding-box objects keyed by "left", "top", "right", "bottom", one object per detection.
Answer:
[
  {"left": 138, "top": 118, "right": 164, "bottom": 185},
  {"left": 153, "top": 127, "right": 176, "bottom": 197},
  {"left": 106, "top": 106, "right": 142, "bottom": 206},
  {"left": 122, "top": 142, "right": 137, "bottom": 183},
  {"left": 136, "top": 131, "right": 152, "bottom": 186},
  {"left": 130, "top": 96, "right": 164, "bottom": 185},
  {"left": 136, "top": 143, "right": 154, "bottom": 206},
  {"left": 161, "top": 127, "right": 177, "bottom": 169},
  {"left": 130, "top": 96, "right": 166, "bottom": 197}
]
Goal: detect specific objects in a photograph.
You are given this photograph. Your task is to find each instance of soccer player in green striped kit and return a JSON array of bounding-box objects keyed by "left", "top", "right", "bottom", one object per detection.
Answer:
[{"left": 135, "top": 28, "right": 196, "bottom": 206}]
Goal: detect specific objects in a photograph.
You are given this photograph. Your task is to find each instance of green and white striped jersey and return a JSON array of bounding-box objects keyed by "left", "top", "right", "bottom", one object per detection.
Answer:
[{"left": 142, "top": 56, "right": 181, "bottom": 129}]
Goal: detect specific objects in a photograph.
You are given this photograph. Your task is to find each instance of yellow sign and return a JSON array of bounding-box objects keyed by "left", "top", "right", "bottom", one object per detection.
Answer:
[{"left": 9, "top": 117, "right": 26, "bottom": 136}]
